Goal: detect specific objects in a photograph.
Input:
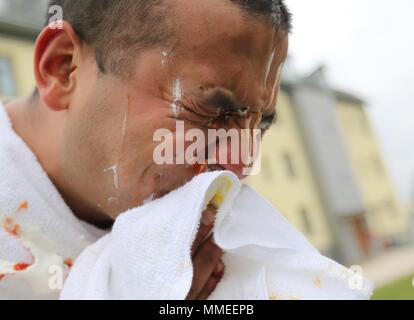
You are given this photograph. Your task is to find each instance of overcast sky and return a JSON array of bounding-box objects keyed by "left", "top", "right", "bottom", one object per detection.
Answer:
[{"left": 286, "top": 0, "right": 414, "bottom": 203}]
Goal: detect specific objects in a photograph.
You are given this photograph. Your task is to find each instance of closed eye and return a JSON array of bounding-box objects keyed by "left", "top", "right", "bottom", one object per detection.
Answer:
[{"left": 260, "top": 112, "right": 277, "bottom": 131}]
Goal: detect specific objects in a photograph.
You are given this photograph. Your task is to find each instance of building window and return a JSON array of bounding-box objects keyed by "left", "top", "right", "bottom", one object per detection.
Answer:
[
  {"left": 0, "top": 57, "right": 17, "bottom": 97},
  {"left": 299, "top": 207, "right": 313, "bottom": 235},
  {"left": 282, "top": 152, "right": 297, "bottom": 178}
]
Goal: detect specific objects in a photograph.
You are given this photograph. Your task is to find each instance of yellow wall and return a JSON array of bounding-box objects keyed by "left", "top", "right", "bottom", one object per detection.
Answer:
[
  {"left": 336, "top": 100, "right": 408, "bottom": 239},
  {"left": 0, "top": 34, "right": 35, "bottom": 98},
  {"left": 247, "top": 91, "right": 333, "bottom": 252}
]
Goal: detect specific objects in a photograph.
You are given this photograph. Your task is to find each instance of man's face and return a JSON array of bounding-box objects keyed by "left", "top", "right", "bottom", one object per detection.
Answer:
[{"left": 58, "top": 0, "right": 288, "bottom": 219}]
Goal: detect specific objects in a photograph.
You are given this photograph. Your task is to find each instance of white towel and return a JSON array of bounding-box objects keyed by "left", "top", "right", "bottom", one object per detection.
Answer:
[
  {"left": 0, "top": 104, "right": 105, "bottom": 299},
  {"left": 61, "top": 170, "right": 373, "bottom": 300}
]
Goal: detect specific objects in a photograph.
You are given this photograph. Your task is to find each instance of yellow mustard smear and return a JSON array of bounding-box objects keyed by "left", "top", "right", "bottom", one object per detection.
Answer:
[{"left": 210, "top": 177, "right": 232, "bottom": 208}]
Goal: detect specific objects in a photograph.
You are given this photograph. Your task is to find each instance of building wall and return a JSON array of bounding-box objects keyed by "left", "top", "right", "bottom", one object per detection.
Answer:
[
  {"left": 287, "top": 77, "right": 371, "bottom": 264},
  {"left": 291, "top": 84, "right": 365, "bottom": 218},
  {"left": 336, "top": 100, "right": 409, "bottom": 241},
  {"left": 248, "top": 86, "right": 411, "bottom": 263},
  {"left": 0, "top": 34, "right": 35, "bottom": 98},
  {"left": 247, "top": 90, "right": 333, "bottom": 253}
]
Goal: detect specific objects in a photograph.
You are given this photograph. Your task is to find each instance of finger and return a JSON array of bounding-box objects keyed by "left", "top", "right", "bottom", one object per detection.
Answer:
[
  {"left": 212, "top": 260, "right": 225, "bottom": 278},
  {"left": 196, "top": 261, "right": 225, "bottom": 300},
  {"left": 187, "top": 235, "right": 223, "bottom": 300},
  {"left": 191, "top": 205, "right": 217, "bottom": 256}
]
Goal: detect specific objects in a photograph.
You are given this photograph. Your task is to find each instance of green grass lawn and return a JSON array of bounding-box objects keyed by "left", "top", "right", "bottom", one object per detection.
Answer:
[{"left": 372, "top": 274, "right": 414, "bottom": 300}]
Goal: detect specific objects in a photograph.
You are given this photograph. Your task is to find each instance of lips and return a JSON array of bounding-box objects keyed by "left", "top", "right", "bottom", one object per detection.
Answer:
[
  {"left": 193, "top": 135, "right": 253, "bottom": 179},
  {"left": 220, "top": 163, "right": 247, "bottom": 180},
  {"left": 203, "top": 163, "right": 247, "bottom": 180},
  {"left": 205, "top": 164, "right": 226, "bottom": 172}
]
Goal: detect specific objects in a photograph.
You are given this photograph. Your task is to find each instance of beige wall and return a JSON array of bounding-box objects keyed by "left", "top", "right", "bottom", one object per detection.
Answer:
[
  {"left": 336, "top": 100, "right": 409, "bottom": 239},
  {"left": 247, "top": 91, "right": 333, "bottom": 252},
  {"left": 0, "top": 34, "right": 35, "bottom": 98}
]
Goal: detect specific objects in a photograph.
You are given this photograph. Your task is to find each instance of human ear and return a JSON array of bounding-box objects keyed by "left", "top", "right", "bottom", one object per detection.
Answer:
[{"left": 34, "top": 21, "right": 81, "bottom": 111}]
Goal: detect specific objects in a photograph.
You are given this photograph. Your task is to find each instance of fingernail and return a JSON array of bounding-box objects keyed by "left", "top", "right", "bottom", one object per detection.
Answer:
[{"left": 202, "top": 209, "right": 215, "bottom": 226}]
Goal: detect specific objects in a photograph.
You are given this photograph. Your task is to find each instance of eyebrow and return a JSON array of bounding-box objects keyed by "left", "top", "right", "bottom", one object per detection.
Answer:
[{"left": 200, "top": 87, "right": 246, "bottom": 113}]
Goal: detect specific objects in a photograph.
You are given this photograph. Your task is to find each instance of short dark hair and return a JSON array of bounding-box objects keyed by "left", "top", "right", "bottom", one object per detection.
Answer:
[
  {"left": 46, "top": 0, "right": 291, "bottom": 76},
  {"left": 48, "top": 0, "right": 171, "bottom": 76},
  {"left": 231, "top": 0, "right": 292, "bottom": 33}
]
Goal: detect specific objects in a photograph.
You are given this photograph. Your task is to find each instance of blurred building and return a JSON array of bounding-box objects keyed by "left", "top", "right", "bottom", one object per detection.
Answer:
[
  {"left": 248, "top": 60, "right": 411, "bottom": 265},
  {"left": 1, "top": 0, "right": 411, "bottom": 266},
  {"left": 0, "top": 0, "right": 46, "bottom": 99}
]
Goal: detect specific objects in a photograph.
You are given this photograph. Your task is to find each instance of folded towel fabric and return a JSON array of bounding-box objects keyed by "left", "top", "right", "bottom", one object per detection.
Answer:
[{"left": 61, "top": 171, "right": 373, "bottom": 300}]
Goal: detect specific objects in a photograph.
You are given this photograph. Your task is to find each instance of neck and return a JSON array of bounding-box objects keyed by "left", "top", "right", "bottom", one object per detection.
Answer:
[
  {"left": 6, "top": 96, "right": 59, "bottom": 176},
  {"left": 4, "top": 96, "right": 113, "bottom": 230}
]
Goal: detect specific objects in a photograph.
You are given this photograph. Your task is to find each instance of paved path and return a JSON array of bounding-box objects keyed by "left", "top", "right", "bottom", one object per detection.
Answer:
[{"left": 361, "top": 244, "right": 414, "bottom": 288}]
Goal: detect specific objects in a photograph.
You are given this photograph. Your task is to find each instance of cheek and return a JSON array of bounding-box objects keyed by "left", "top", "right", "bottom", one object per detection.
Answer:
[
  {"left": 116, "top": 111, "right": 208, "bottom": 206},
  {"left": 109, "top": 107, "right": 169, "bottom": 196},
  {"left": 60, "top": 82, "right": 133, "bottom": 203},
  {"left": 61, "top": 103, "right": 118, "bottom": 184}
]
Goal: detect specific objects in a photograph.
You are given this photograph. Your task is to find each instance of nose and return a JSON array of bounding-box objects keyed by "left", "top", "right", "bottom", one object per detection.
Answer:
[{"left": 215, "top": 139, "right": 250, "bottom": 180}]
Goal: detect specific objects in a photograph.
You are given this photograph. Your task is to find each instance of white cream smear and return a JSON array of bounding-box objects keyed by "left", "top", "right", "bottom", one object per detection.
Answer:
[
  {"left": 104, "top": 164, "right": 120, "bottom": 191},
  {"left": 104, "top": 108, "right": 129, "bottom": 206},
  {"left": 171, "top": 78, "right": 183, "bottom": 117},
  {"left": 264, "top": 49, "right": 276, "bottom": 86},
  {"left": 143, "top": 193, "right": 156, "bottom": 205},
  {"left": 162, "top": 50, "right": 173, "bottom": 66}
]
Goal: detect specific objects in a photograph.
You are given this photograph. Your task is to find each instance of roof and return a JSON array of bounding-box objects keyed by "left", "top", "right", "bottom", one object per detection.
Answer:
[
  {"left": 333, "top": 89, "right": 364, "bottom": 105},
  {"left": 281, "top": 61, "right": 365, "bottom": 105},
  {"left": 0, "top": 0, "right": 47, "bottom": 39}
]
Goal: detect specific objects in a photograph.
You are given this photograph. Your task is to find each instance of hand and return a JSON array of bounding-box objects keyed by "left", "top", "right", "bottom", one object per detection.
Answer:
[{"left": 186, "top": 204, "right": 225, "bottom": 300}]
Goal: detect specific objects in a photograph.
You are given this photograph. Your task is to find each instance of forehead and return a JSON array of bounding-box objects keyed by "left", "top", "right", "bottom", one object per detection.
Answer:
[
  {"left": 168, "top": 0, "right": 288, "bottom": 110},
  {"left": 171, "top": 0, "right": 277, "bottom": 63}
]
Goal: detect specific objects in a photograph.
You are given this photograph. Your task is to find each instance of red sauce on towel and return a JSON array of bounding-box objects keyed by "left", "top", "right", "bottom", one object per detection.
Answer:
[
  {"left": 3, "top": 218, "right": 20, "bottom": 237},
  {"left": 64, "top": 258, "right": 73, "bottom": 268},
  {"left": 13, "top": 263, "right": 31, "bottom": 271},
  {"left": 18, "top": 201, "right": 29, "bottom": 211}
]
